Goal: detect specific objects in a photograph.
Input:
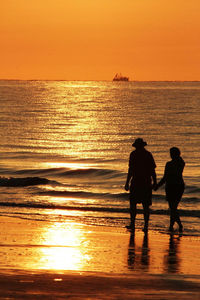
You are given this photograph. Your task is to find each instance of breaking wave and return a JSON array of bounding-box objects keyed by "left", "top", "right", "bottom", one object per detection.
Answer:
[
  {"left": 0, "top": 176, "right": 50, "bottom": 187},
  {"left": 12, "top": 167, "right": 124, "bottom": 179}
]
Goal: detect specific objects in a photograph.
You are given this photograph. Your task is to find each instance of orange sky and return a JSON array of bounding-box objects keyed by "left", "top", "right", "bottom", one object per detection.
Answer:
[{"left": 1, "top": 0, "right": 200, "bottom": 81}]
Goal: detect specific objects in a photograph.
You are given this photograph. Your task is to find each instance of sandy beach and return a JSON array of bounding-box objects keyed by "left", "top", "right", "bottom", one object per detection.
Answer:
[{"left": 0, "top": 215, "right": 199, "bottom": 299}]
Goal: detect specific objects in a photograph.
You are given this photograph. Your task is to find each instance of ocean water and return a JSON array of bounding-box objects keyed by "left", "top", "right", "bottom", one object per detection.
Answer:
[{"left": 0, "top": 80, "right": 199, "bottom": 235}]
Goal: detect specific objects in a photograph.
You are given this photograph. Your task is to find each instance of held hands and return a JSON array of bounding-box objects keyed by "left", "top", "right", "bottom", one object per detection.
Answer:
[
  {"left": 124, "top": 182, "right": 129, "bottom": 191},
  {"left": 125, "top": 182, "right": 159, "bottom": 191},
  {"left": 152, "top": 183, "right": 159, "bottom": 191}
]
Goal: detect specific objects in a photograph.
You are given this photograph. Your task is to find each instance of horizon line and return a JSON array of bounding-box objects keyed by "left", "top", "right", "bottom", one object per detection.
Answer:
[{"left": 0, "top": 79, "right": 200, "bottom": 82}]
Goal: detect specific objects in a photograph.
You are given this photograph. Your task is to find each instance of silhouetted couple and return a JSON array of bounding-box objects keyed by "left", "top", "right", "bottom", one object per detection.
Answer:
[{"left": 125, "top": 138, "right": 185, "bottom": 233}]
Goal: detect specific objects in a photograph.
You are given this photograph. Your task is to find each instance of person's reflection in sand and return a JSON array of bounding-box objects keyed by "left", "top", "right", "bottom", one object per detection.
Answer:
[
  {"left": 128, "top": 232, "right": 150, "bottom": 271},
  {"left": 127, "top": 232, "right": 135, "bottom": 268},
  {"left": 164, "top": 233, "right": 182, "bottom": 273},
  {"left": 141, "top": 233, "right": 149, "bottom": 268}
]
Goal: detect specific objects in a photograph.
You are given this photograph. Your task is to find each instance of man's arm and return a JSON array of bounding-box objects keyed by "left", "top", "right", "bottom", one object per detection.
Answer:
[
  {"left": 124, "top": 154, "right": 133, "bottom": 191},
  {"left": 152, "top": 168, "right": 157, "bottom": 189},
  {"left": 125, "top": 168, "right": 132, "bottom": 191}
]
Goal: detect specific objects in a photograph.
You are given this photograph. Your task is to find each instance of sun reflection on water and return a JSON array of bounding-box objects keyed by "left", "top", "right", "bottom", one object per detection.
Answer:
[
  {"left": 44, "top": 161, "right": 95, "bottom": 170},
  {"left": 39, "top": 223, "right": 90, "bottom": 271}
]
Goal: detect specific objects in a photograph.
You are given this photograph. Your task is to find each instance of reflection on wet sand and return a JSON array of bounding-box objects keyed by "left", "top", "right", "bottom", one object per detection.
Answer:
[
  {"left": 1, "top": 215, "right": 199, "bottom": 275},
  {"left": 128, "top": 232, "right": 150, "bottom": 271},
  {"left": 164, "top": 234, "right": 182, "bottom": 273},
  {"left": 38, "top": 223, "right": 91, "bottom": 271}
]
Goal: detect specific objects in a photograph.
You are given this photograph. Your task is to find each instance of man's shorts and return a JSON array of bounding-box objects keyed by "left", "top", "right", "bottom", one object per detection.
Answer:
[{"left": 130, "top": 185, "right": 152, "bottom": 206}]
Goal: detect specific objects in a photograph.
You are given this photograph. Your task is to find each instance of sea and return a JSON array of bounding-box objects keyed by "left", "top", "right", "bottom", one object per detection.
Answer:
[{"left": 0, "top": 80, "right": 199, "bottom": 236}]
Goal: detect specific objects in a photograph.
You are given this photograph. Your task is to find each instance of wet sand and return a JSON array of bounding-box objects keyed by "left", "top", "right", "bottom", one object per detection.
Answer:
[
  {"left": 0, "top": 216, "right": 199, "bottom": 299},
  {"left": 0, "top": 271, "right": 199, "bottom": 299}
]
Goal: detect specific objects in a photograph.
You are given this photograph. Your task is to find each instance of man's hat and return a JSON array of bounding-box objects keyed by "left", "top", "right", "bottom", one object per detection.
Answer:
[{"left": 132, "top": 138, "right": 147, "bottom": 147}]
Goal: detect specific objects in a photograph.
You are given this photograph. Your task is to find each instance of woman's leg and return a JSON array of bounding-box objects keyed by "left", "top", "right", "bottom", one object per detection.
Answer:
[
  {"left": 166, "top": 185, "right": 183, "bottom": 231},
  {"left": 173, "top": 185, "right": 184, "bottom": 231},
  {"left": 168, "top": 200, "right": 182, "bottom": 231},
  {"left": 168, "top": 201, "right": 176, "bottom": 230},
  {"left": 174, "top": 201, "right": 183, "bottom": 231}
]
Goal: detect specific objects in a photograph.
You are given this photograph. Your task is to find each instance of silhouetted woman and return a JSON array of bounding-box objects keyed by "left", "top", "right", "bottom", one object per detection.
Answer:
[{"left": 156, "top": 147, "right": 185, "bottom": 232}]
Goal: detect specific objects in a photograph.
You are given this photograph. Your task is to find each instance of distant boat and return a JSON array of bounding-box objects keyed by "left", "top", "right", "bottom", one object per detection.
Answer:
[{"left": 113, "top": 73, "right": 129, "bottom": 81}]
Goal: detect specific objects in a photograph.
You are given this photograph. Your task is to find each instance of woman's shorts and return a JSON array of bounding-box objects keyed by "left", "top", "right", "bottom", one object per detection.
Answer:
[{"left": 165, "top": 184, "right": 184, "bottom": 203}]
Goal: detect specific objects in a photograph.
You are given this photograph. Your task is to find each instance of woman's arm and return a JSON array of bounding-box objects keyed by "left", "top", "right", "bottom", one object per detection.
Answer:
[{"left": 155, "top": 163, "right": 168, "bottom": 190}]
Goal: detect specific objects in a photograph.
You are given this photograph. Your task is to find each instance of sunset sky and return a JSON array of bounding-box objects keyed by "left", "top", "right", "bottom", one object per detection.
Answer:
[{"left": 1, "top": 0, "right": 200, "bottom": 81}]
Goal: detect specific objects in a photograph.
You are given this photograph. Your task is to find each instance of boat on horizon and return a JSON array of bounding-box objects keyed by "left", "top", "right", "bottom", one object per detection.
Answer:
[{"left": 113, "top": 73, "right": 129, "bottom": 81}]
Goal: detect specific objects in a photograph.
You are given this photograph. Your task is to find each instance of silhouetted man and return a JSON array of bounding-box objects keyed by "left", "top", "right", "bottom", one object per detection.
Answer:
[{"left": 125, "top": 138, "right": 157, "bottom": 232}]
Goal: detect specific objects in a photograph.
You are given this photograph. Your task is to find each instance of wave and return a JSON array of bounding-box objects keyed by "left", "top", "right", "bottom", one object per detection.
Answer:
[
  {"left": 0, "top": 177, "right": 50, "bottom": 187},
  {"left": 38, "top": 190, "right": 129, "bottom": 200},
  {"left": 186, "top": 186, "right": 200, "bottom": 194},
  {"left": 0, "top": 175, "right": 199, "bottom": 206},
  {"left": 61, "top": 168, "right": 122, "bottom": 178},
  {"left": 0, "top": 201, "right": 199, "bottom": 218},
  {"left": 8, "top": 167, "right": 124, "bottom": 179},
  {"left": 38, "top": 189, "right": 200, "bottom": 204}
]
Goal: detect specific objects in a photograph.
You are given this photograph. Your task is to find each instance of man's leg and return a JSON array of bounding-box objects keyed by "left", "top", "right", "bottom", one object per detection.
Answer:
[
  {"left": 129, "top": 200, "right": 137, "bottom": 229},
  {"left": 142, "top": 202, "right": 150, "bottom": 232}
]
